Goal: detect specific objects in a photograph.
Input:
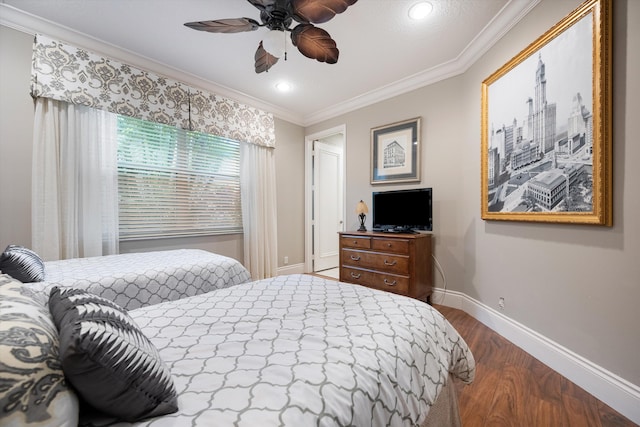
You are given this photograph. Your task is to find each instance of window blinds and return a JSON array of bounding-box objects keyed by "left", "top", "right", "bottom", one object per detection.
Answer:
[{"left": 117, "top": 115, "right": 242, "bottom": 240}]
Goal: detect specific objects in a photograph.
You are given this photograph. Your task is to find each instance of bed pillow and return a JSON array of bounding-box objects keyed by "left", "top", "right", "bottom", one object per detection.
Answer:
[
  {"left": 48, "top": 286, "right": 178, "bottom": 422},
  {"left": 0, "top": 274, "right": 79, "bottom": 426},
  {"left": 0, "top": 245, "right": 45, "bottom": 282}
]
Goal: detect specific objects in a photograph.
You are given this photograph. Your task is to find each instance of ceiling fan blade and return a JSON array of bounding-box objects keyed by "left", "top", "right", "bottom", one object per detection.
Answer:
[
  {"left": 248, "top": 0, "right": 277, "bottom": 12},
  {"left": 255, "top": 41, "right": 279, "bottom": 73},
  {"left": 291, "top": 24, "right": 338, "bottom": 64},
  {"left": 291, "top": 0, "right": 358, "bottom": 24},
  {"left": 184, "top": 18, "right": 261, "bottom": 33}
]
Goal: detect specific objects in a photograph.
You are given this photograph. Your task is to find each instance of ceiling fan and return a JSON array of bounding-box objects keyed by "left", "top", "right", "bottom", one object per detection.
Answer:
[{"left": 184, "top": 0, "right": 358, "bottom": 73}]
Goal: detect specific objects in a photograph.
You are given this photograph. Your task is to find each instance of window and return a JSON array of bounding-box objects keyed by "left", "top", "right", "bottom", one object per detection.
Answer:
[{"left": 117, "top": 116, "right": 242, "bottom": 240}]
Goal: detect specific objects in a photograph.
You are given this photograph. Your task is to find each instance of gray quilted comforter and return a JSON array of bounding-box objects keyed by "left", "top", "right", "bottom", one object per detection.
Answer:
[
  {"left": 26, "top": 249, "right": 251, "bottom": 310},
  {"left": 87, "top": 274, "right": 475, "bottom": 426}
]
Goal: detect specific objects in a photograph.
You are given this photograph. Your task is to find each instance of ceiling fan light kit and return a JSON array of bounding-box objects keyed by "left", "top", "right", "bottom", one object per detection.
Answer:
[
  {"left": 262, "top": 29, "right": 287, "bottom": 58},
  {"left": 185, "top": 0, "right": 358, "bottom": 73}
]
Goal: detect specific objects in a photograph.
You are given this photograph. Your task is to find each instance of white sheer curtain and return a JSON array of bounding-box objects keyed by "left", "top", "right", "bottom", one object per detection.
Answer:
[
  {"left": 240, "top": 142, "right": 278, "bottom": 279},
  {"left": 32, "top": 98, "right": 119, "bottom": 261}
]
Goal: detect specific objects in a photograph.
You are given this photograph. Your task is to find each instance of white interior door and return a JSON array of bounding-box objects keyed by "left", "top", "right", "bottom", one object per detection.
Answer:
[{"left": 313, "top": 140, "right": 343, "bottom": 272}]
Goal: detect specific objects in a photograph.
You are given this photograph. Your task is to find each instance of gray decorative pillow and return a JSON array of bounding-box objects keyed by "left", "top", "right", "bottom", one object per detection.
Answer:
[
  {"left": 0, "top": 245, "right": 45, "bottom": 282},
  {"left": 48, "top": 287, "right": 178, "bottom": 422},
  {"left": 0, "top": 274, "right": 79, "bottom": 426}
]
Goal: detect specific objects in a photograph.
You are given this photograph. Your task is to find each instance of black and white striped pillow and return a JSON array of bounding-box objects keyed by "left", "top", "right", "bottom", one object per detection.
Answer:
[
  {"left": 0, "top": 245, "right": 45, "bottom": 282},
  {"left": 48, "top": 287, "right": 178, "bottom": 422}
]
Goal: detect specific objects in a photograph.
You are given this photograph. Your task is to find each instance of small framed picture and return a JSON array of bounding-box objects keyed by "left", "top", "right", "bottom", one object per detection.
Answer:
[{"left": 371, "top": 117, "right": 421, "bottom": 184}]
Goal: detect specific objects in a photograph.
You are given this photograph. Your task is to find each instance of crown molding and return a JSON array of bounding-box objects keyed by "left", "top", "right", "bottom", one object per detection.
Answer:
[
  {"left": 0, "top": 3, "right": 305, "bottom": 126},
  {"left": 302, "top": 0, "right": 540, "bottom": 126},
  {"left": 1, "top": 1, "right": 539, "bottom": 128}
]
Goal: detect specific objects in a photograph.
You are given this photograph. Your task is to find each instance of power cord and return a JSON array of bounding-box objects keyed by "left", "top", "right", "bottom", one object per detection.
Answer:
[{"left": 432, "top": 253, "right": 447, "bottom": 304}]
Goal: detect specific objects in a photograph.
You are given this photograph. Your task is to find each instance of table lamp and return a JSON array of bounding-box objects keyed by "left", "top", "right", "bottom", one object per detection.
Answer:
[{"left": 356, "top": 200, "right": 368, "bottom": 232}]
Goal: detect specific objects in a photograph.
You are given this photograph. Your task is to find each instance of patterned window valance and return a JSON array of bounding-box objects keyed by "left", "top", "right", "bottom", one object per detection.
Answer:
[{"left": 31, "top": 34, "right": 275, "bottom": 147}]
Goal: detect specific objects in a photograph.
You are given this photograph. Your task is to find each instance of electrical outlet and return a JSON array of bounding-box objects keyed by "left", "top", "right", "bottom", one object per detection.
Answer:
[
  {"left": 498, "top": 297, "right": 505, "bottom": 310},
  {"left": 284, "top": 256, "right": 289, "bottom": 265}
]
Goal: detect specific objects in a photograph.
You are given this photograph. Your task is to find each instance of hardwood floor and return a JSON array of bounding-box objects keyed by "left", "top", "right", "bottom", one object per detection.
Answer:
[{"left": 434, "top": 304, "right": 637, "bottom": 427}]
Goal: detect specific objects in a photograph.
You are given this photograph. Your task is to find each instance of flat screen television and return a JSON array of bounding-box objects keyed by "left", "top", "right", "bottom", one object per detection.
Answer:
[{"left": 372, "top": 188, "right": 432, "bottom": 232}]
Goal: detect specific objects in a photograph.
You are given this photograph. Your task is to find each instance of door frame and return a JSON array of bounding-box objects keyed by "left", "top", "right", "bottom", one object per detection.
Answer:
[{"left": 304, "top": 124, "right": 346, "bottom": 273}]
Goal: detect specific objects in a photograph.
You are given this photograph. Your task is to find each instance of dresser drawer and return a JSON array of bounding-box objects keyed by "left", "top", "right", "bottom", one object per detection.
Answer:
[
  {"left": 342, "top": 267, "right": 409, "bottom": 295},
  {"left": 340, "top": 235, "right": 372, "bottom": 249},
  {"left": 341, "top": 249, "right": 409, "bottom": 275},
  {"left": 371, "top": 238, "right": 410, "bottom": 254}
]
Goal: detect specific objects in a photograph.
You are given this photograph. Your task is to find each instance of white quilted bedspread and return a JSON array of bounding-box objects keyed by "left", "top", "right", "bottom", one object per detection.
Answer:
[
  {"left": 85, "top": 274, "right": 475, "bottom": 427},
  {"left": 27, "top": 249, "right": 251, "bottom": 310}
]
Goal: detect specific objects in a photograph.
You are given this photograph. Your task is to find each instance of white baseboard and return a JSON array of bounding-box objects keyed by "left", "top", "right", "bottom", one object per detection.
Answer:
[
  {"left": 276, "top": 263, "right": 305, "bottom": 276},
  {"left": 433, "top": 288, "right": 640, "bottom": 425}
]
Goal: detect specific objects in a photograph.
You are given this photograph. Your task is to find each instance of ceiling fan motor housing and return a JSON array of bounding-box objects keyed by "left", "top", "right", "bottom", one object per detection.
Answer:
[{"left": 260, "top": 0, "right": 293, "bottom": 31}]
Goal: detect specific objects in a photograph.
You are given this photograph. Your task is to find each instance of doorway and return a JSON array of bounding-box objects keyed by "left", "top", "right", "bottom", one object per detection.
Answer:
[{"left": 305, "top": 125, "right": 346, "bottom": 275}]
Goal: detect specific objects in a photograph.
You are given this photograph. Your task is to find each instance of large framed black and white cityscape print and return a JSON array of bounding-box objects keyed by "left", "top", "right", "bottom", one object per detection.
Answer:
[
  {"left": 371, "top": 117, "right": 421, "bottom": 184},
  {"left": 481, "top": 0, "right": 612, "bottom": 225}
]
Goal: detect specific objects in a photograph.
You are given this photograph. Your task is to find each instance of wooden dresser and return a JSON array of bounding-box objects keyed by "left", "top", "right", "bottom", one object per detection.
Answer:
[{"left": 338, "top": 231, "right": 433, "bottom": 303}]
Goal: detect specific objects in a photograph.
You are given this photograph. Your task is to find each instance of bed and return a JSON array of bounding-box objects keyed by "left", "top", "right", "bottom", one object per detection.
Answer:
[
  {"left": 77, "top": 274, "right": 476, "bottom": 427},
  {"left": 25, "top": 248, "right": 252, "bottom": 310}
]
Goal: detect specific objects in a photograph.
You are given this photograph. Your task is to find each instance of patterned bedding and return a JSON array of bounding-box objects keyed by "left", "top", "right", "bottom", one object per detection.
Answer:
[
  {"left": 26, "top": 249, "right": 251, "bottom": 310},
  {"left": 84, "top": 274, "right": 475, "bottom": 426}
]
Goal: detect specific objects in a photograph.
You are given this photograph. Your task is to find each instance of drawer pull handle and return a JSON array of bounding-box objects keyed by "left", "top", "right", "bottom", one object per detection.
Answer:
[
  {"left": 387, "top": 243, "right": 392, "bottom": 247},
  {"left": 384, "top": 259, "right": 397, "bottom": 266},
  {"left": 350, "top": 255, "right": 361, "bottom": 261},
  {"left": 383, "top": 279, "right": 397, "bottom": 286},
  {"left": 353, "top": 241, "right": 358, "bottom": 245},
  {"left": 350, "top": 272, "right": 361, "bottom": 279}
]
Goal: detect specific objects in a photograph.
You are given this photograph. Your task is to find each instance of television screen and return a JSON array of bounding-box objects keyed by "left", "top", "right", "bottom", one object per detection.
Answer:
[{"left": 372, "top": 188, "right": 432, "bottom": 232}]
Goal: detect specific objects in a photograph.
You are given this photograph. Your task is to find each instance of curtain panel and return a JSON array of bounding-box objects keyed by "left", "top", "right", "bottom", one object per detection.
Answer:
[
  {"left": 31, "top": 34, "right": 275, "bottom": 148},
  {"left": 240, "top": 143, "right": 278, "bottom": 280},
  {"left": 32, "top": 98, "right": 119, "bottom": 261}
]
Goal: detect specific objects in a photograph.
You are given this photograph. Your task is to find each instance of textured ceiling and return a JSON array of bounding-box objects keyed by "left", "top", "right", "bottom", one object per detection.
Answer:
[{"left": 1, "top": 0, "right": 539, "bottom": 125}]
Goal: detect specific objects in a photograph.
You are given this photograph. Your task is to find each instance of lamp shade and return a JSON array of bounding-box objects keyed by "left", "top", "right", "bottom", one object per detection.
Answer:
[{"left": 356, "top": 200, "right": 368, "bottom": 215}]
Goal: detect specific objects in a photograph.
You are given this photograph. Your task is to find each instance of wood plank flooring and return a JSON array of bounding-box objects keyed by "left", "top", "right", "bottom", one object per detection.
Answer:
[{"left": 434, "top": 304, "right": 637, "bottom": 427}]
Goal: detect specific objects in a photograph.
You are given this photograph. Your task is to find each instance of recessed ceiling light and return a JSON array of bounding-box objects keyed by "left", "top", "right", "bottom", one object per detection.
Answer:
[
  {"left": 408, "top": 1, "right": 433, "bottom": 20},
  {"left": 275, "top": 81, "right": 292, "bottom": 92}
]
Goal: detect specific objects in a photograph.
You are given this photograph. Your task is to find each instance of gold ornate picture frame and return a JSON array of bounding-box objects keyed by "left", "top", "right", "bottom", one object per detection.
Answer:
[
  {"left": 481, "top": 0, "right": 612, "bottom": 225},
  {"left": 371, "top": 117, "right": 421, "bottom": 184}
]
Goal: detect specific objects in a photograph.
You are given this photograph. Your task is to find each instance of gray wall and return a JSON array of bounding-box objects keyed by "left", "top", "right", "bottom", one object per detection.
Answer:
[
  {"left": 461, "top": 0, "right": 639, "bottom": 386},
  {"left": 307, "top": 72, "right": 477, "bottom": 297},
  {"left": 461, "top": 0, "right": 639, "bottom": 385},
  {"left": 307, "top": 0, "right": 640, "bottom": 387},
  {"left": 0, "top": 26, "right": 33, "bottom": 248},
  {"left": 274, "top": 117, "right": 305, "bottom": 267}
]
